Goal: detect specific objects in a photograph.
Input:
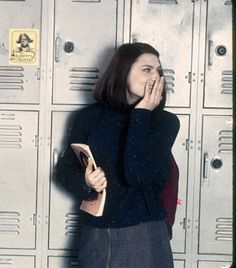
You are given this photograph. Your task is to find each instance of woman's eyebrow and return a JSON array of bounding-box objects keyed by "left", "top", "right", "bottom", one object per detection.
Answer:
[
  {"left": 142, "top": 64, "right": 154, "bottom": 68},
  {"left": 142, "top": 64, "right": 162, "bottom": 70}
]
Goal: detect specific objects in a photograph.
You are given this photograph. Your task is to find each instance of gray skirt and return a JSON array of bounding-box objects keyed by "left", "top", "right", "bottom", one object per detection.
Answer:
[{"left": 77, "top": 220, "right": 174, "bottom": 268}]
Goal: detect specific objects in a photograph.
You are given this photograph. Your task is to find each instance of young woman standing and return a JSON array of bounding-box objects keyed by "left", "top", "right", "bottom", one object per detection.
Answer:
[{"left": 57, "top": 42, "right": 180, "bottom": 267}]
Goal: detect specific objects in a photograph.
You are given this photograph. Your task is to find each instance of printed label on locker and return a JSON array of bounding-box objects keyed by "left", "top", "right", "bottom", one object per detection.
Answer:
[{"left": 9, "top": 29, "right": 39, "bottom": 65}]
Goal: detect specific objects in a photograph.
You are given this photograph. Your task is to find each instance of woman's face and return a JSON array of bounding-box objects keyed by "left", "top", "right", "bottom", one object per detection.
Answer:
[{"left": 126, "top": 53, "right": 162, "bottom": 105}]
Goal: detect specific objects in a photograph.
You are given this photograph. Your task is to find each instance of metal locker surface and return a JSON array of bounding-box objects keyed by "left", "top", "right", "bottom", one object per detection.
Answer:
[
  {"left": 198, "top": 261, "right": 232, "bottom": 268},
  {"left": 0, "top": 0, "right": 41, "bottom": 104},
  {"left": 53, "top": 0, "right": 117, "bottom": 104},
  {"left": 0, "top": 256, "right": 35, "bottom": 268},
  {"left": 174, "top": 260, "right": 185, "bottom": 268},
  {"left": 203, "top": 0, "right": 232, "bottom": 108},
  {"left": 199, "top": 116, "right": 232, "bottom": 254},
  {"left": 0, "top": 111, "right": 38, "bottom": 248},
  {"left": 170, "top": 114, "right": 189, "bottom": 253},
  {"left": 48, "top": 256, "right": 79, "bottom": 268},
  {"left": 49, "top": 110, "right": 84, "bottom": 250},
  {"left": 129, "top": 0, "right": 194, "bottom": 107}
]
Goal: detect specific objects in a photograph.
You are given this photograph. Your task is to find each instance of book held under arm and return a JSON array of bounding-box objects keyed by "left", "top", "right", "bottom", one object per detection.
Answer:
[{"left": 71, "top": 143, "right": 106, "bottom": 217}]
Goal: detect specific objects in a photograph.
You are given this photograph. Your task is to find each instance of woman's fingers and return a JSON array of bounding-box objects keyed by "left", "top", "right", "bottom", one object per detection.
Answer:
[
  {"left": 90, "top": 167, "right": 103, "bottom": 179},
  {"left": 135, "top": 76, "right": 164, "bottom": 110},
  {"left": 150, "top": 76, "right": 164, "bottom": 102},
  {"left": 94, "top": 178, "right": 107, "bottom": 193},
  {"left": 85, "top": 167, "right": 107, "bottom": 192},
  {"left": 85, "top": 157, "right": 94, "bottom": 175}
]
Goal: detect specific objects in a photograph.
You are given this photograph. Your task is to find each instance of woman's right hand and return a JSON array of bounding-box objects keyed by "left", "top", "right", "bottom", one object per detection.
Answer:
[
  {"left": 85, "top": 158, "right": 107, "bottom": 193},
  {"left": 135, "top": 76, "right": 164, "bottom": 111}
]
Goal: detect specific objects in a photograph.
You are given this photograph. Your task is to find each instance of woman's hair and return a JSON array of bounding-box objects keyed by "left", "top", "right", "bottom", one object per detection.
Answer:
[{"left": 93, "top": 42, "right": 166, "bottom": 111}]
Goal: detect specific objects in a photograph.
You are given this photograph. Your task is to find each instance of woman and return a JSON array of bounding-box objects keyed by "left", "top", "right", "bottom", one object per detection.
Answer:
[{"left": 57, "top": 42, "right": 180, "bottom": 267}]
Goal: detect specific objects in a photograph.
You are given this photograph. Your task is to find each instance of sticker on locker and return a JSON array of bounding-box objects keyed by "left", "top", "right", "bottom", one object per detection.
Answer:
[{"left": 9, "top": 28, "right": 39, "bottom": 65}]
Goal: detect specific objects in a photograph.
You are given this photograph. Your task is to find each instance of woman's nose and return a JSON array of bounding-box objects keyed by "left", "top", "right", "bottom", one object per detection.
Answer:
[{"left": 151, "top": 73, "right": 158, "bottom": 79}]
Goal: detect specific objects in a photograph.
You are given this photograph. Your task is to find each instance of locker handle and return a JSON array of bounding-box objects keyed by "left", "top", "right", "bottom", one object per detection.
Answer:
[
  {"left": 55, "top": 36, "right": 61, "bottom": 63},
  {"left": 203, "top": 152, "right": 209, "bottom": 181},
  {"left": 208, "top": 40, "right": 213, "bottom": 66}
]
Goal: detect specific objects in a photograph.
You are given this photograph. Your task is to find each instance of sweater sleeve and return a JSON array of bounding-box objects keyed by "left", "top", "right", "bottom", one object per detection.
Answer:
[
  {"left": 56, "top": 107, "right": 98, "bottom": 200},
  {"left": 124, "top": 108, "right": 180, "bottom": 190}
]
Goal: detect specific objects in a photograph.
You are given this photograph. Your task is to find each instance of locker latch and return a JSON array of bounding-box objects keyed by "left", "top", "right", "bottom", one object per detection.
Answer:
[
  {"left": 35, "top": 135, "right": 39, "bottom": 147},
  {"left": 186, "top": 72, "right": 194, "bottom": 83},
  {"left": 181, "top": 218, "right": 190, "bottom": 229},
  {"left": 184, "top": 139, "right": 193, "bottom": 150},
  {"left": 36, "top": 68, "right": 40, "bottom": 80},
  {"left": 33, "top": 214, "right": 37, "bottom": 226}
]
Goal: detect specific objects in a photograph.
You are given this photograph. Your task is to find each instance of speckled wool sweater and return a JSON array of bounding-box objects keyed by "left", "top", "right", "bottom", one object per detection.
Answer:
[{"left": 56, "top": 102, "right": 180, "bottom": 228}]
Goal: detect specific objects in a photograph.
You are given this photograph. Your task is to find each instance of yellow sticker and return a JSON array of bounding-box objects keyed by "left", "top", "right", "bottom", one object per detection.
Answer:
[{"left": 9, "top": 29, "right": 39, "bottom": 65}]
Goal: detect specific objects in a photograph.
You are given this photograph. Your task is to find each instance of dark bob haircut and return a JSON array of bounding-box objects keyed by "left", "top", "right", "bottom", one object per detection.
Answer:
[{"left": 93, "top": 42, "right": 166, "bottom": 111}]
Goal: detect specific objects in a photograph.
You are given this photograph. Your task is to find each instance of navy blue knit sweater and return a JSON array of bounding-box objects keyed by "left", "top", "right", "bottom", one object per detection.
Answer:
[{"left": 56, "top": 102, "right": 180, "bottom": 228}]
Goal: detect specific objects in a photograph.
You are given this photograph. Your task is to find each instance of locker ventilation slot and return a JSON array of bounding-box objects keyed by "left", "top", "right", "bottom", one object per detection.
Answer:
[
  {"left": 163, "top": 69, "right": 175, "bottom": 92},
  {"left": 215, "top": 218, "right": 232, "bottom": 241},
  {"left": 0, "top": 124, "right": 22, "bottom": 149},
  {"left": 0, "top": 211, "right": 20, "bottom": 235},
  {"left": 65, "top": 213, "right": 81, "bottom": 236},
  {"left": 221, "top": 70, "right": 232, "bottom": 94},
  {"left": 148, "top": 0, "right": 178, "bottom": 3},
  {"left": 0, "top": 258, "right": 12, "bottom": 265},
  {"left": 69, "top": 67, "right": 99, "bottom": 91},
  {"left": 224, "top": 0, "right": 232, "bottom": 5},
  {"left": 0, "top": 66, "right": 24, "bottom": 91},
  {"left": 218, "top": 130, "right": 232, "bottom": 153}
]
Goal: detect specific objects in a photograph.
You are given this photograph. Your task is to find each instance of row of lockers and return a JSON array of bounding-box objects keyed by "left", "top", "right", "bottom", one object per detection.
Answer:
[
  {"left": 0, "top": 0, "right": 232, "bottom": 267},
  {"left": 0, "top": 0, "right": 232, "bottom": 107},
  {"left": 0, "top": 110, "right": 232, "bottom": 255},
  {"left": 0, "top": 255, "right": 232, "bottom": 268}
]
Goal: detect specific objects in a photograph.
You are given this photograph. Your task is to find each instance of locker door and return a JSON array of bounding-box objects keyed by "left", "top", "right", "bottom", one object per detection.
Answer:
[
  {"left": 199, "top": 116, "right": 232, "bottom": 254},
  {"left": 49, "top": 110, "right": 83, "bottom": 249},
  {"left": 53, "top": 0, "right": 117, "bottom": 104},
  {"left": 203, "top": 0, "right": 232, "bottom": 108},
  {"left": 0, "top": 111, "right": 38, "bottom": 248},
  {"left": 48, "top": 256, "right": 79, "bottom": 268},
  {"left": 198, "top": 261, "right": 232, "bottom": 268},
  {"left": 174, "top": 260, "right": 185, "bottom": 268},
  {"left": 129, "top": 0, "right": 194, "bottom": 107},
  {"left": 0, "top": 256, "right": 35, "bottom": 268},
  {"left": 0, "top": 0, "right": 41, "bottom": 104},
  {"left": 170, "top": 114, "right": 189, "bottom": 253}
]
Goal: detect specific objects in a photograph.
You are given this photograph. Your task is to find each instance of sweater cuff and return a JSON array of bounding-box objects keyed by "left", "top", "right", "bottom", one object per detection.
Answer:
[{"left": 131, "top": 108, "right": 152, "bottom": 124}]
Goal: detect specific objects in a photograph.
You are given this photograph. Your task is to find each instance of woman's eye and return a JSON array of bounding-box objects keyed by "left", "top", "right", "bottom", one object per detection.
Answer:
[{"left": 143, "top": 68, "right": 151, "bottom": 73}]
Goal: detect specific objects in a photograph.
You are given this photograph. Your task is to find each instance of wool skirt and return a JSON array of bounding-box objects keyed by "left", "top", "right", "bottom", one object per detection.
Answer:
[{"left": 77, "top": 220, "right": 174, "bottom": 268}]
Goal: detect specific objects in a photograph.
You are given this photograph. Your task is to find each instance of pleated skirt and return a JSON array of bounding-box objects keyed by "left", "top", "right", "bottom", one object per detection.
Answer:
[{"left": 77, "top": 220, "right": 174, "bottom": 268}]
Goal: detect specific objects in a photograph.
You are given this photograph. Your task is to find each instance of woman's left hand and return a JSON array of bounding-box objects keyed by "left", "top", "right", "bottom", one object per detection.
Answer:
[{"left": 135, "top": 76, "right": 164, "bottom": 111}]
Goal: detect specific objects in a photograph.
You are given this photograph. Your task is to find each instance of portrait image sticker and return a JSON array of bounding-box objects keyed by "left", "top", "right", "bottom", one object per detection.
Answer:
[{"left": 9, "top": 28, "right": 39, "bottom": 65}]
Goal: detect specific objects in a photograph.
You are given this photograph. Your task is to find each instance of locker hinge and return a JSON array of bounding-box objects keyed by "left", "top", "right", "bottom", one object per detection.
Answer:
[
  {"left": 184, "top": 139, "right": 193, "bottom": 150},
  {"left": 182, "top": 218, "right": 187, "bottom": 229},
  {"left": 186, "top": 139, "right": 189, "bottom": 150},
  {"left": 181, "top": 218, "right": 190, "bottom": 229},
  {"left": 187, "top": 72, "right": 192, "bottom": 83},
  {"left": 35, "top": 135, "right": 39, "bottom": 147},
  {"left": 33, "top": 214, "right": 37, "bottom": 226},
  {"left": 36, "top": 68, "right": 40, "bottom": 80},
  {"left": 185, "top": 139, "right": 190, "bottom": 150}
]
